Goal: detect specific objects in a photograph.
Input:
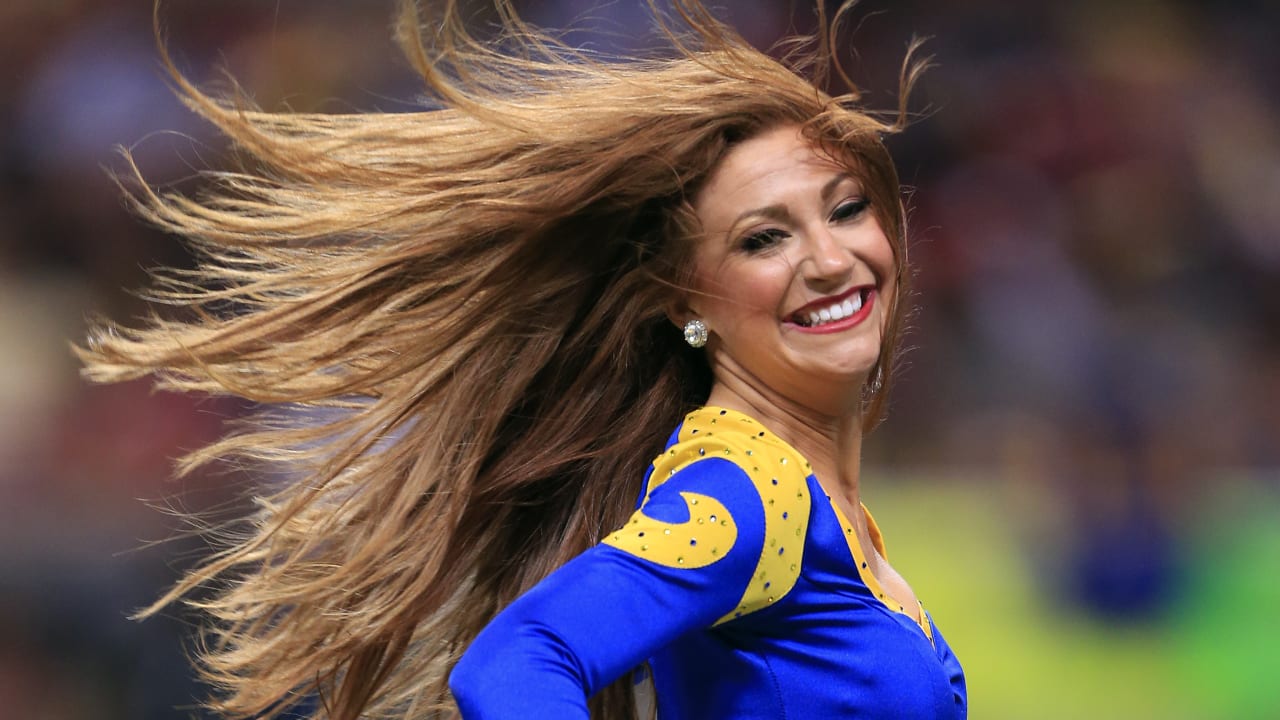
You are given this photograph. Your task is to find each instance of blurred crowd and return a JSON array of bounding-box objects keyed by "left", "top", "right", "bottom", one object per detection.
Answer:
[{"left": 0, "top": 0, "right": 1275, "bottom": 717}]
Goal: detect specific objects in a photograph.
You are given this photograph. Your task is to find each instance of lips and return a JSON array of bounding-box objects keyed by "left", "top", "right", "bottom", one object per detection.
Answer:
[{"left": 788, "top": 286, "right": 875, "bottom": 330}]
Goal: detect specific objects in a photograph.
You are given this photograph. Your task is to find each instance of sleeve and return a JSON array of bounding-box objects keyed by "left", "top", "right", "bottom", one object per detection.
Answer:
[{"left": 448, "top": 456, "right": 768, "bottom": 720}]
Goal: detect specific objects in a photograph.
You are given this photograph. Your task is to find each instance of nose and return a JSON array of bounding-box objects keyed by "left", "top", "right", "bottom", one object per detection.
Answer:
[{"left": 800, "top": 228, "right": 854, "bottom": 288}]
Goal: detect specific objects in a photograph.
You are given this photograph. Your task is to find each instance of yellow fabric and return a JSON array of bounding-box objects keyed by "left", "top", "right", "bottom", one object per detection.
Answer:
[
  {"left": 829, "top": 501, "right": 932, "bottom": 640},
  {"left": 605, "top": 405, "right": 930, "bottom": 636},
  {"left": 659, "top": 407, "right": 813, "bottom": 624},
  {"left": 865, "top": 507, "right": 888, "bottom": 561},
  {"left": 604, "top": 491, "right": 738, "bottom": 569}
]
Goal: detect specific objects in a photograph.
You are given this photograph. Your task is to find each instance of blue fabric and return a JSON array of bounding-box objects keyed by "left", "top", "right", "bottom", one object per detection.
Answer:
[{"left": 450, "top": 412, "right": 967, "bottom": 718}]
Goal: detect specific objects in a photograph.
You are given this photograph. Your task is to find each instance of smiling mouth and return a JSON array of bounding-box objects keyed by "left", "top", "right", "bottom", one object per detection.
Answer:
[{"left": 790, "top": 287, "right": 873, "bottom": 328}]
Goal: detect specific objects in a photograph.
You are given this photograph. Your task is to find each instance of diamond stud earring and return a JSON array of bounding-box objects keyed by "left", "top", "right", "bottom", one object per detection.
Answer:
[{"left": 683, "top": 319, "right": 708, "bottom": 348}]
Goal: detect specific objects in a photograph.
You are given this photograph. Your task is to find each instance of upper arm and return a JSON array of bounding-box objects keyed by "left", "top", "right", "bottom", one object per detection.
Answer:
[
  {"left": 450, "top": 456, "right": 770, "bottom": 718},
  {"left": 607, "top": 434, "right": 813, "bottom": 625}
]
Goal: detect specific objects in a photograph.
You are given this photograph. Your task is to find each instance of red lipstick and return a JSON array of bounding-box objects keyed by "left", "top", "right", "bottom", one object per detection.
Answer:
[{"left": 785, "top": 286, "right": 876, "bottom": 334}]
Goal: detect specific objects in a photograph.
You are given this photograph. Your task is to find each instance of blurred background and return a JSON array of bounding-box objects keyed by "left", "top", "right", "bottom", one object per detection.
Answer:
[{"left": 1, "top": 0, "right": 1276, "bottom": 717}]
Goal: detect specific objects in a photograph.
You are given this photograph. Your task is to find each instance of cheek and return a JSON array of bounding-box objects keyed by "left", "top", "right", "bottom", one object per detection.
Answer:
[
  {"left": 700, "top": 258, "right": 795, "bottom": 320},
  {"left": 866, "top": 229, "right": 898, "bottom": 303},
  {"left": 875, "top": 264, "right": 898, "bottom": 341},
  {"left": 866, "top": 221, "right": 897, "bottom": 275}
]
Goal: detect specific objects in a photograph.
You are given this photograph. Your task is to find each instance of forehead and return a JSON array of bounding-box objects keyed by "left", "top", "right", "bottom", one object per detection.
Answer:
[{"left": 694, "top": 124, "right": 849, "bottom": 225}]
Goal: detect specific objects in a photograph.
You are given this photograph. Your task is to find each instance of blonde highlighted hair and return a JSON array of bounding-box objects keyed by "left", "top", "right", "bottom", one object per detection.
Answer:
[{"left": 79, "top": 1, "right": 926, "bottom": 717}]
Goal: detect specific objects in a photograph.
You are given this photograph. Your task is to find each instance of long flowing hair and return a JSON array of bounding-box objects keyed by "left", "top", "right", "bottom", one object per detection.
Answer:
[{"left": 79, "top": 1, "right": 926, "bottom": 717}]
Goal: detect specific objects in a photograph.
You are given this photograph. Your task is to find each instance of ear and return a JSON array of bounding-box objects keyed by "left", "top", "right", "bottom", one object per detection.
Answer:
[{"left": 664, "top": 293, "right": 698, "bottom": 330}]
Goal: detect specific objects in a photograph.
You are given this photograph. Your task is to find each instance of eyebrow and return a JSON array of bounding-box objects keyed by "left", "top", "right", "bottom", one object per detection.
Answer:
[{"left": 728, "top": 173, "right": 857, "bottom": 231}]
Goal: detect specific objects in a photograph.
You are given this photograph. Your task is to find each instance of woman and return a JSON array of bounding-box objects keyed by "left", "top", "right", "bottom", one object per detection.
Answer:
[{"left": 81, "top": 1, "right": 964, "bottom": 718}]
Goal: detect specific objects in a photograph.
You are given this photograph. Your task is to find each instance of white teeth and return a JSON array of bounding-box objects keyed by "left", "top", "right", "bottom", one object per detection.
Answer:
[{"left": 797, "top": 291, "right": 867, "bottom": 328}]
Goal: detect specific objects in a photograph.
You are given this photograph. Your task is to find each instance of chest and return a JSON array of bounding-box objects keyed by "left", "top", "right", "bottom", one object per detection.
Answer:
[
  {"left": 652, "top": 578, "right": 960, "bottom": 720},
  {"left": 649, "top": 480, "right": 961, "bottom": 719}
]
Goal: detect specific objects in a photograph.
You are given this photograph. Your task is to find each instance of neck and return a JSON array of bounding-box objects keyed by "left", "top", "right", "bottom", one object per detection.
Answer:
[{"left": 705, "top": 366, "right": 865, "bottom": 505}]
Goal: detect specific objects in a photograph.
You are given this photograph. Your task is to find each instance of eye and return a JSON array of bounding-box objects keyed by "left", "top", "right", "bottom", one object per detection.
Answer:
[
  {"left": 830, "top": 197, "right": 871, "bottom": 223},
  {"left": 740, "top": 228, "right": 789, "bottom": 253}
]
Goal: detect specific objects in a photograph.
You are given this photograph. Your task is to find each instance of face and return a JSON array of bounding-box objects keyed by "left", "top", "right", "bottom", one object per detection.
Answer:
[{"left": 685, "top": 124, "right": 896, "bottom": 414}]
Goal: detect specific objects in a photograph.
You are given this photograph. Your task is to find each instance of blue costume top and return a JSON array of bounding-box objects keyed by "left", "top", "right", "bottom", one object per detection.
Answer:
[{"left": 450, "top": 406, "right": 967, "bottom": 718}]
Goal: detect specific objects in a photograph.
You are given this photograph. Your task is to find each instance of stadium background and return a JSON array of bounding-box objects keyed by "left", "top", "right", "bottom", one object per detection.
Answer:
[{"left": 1, "top": 1, "right": 1276, "bottom": 717}]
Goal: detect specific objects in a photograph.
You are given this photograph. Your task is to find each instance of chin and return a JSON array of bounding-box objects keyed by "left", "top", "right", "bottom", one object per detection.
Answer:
[{"left": 797, "top": 351, "right": 880, "bottom": 385}]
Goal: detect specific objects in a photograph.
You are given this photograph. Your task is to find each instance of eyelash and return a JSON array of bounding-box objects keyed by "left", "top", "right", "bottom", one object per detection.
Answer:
[
  {"left": 738, "top": 197, "right": 872, "bottom": 253},
  {"left": 831, "top": 197, "right": 871, "bottom": 222},
  {"left": 741, "top": 228, "right": 788, "bottom": 252}
]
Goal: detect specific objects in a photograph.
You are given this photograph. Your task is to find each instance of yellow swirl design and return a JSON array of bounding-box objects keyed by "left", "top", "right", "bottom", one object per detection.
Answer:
[
  {"left": 657, "top": 406, "right": 813, "bottom": 625},
  {"left": 603, "top": 491, "right": 738, "bottom": 569}
]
